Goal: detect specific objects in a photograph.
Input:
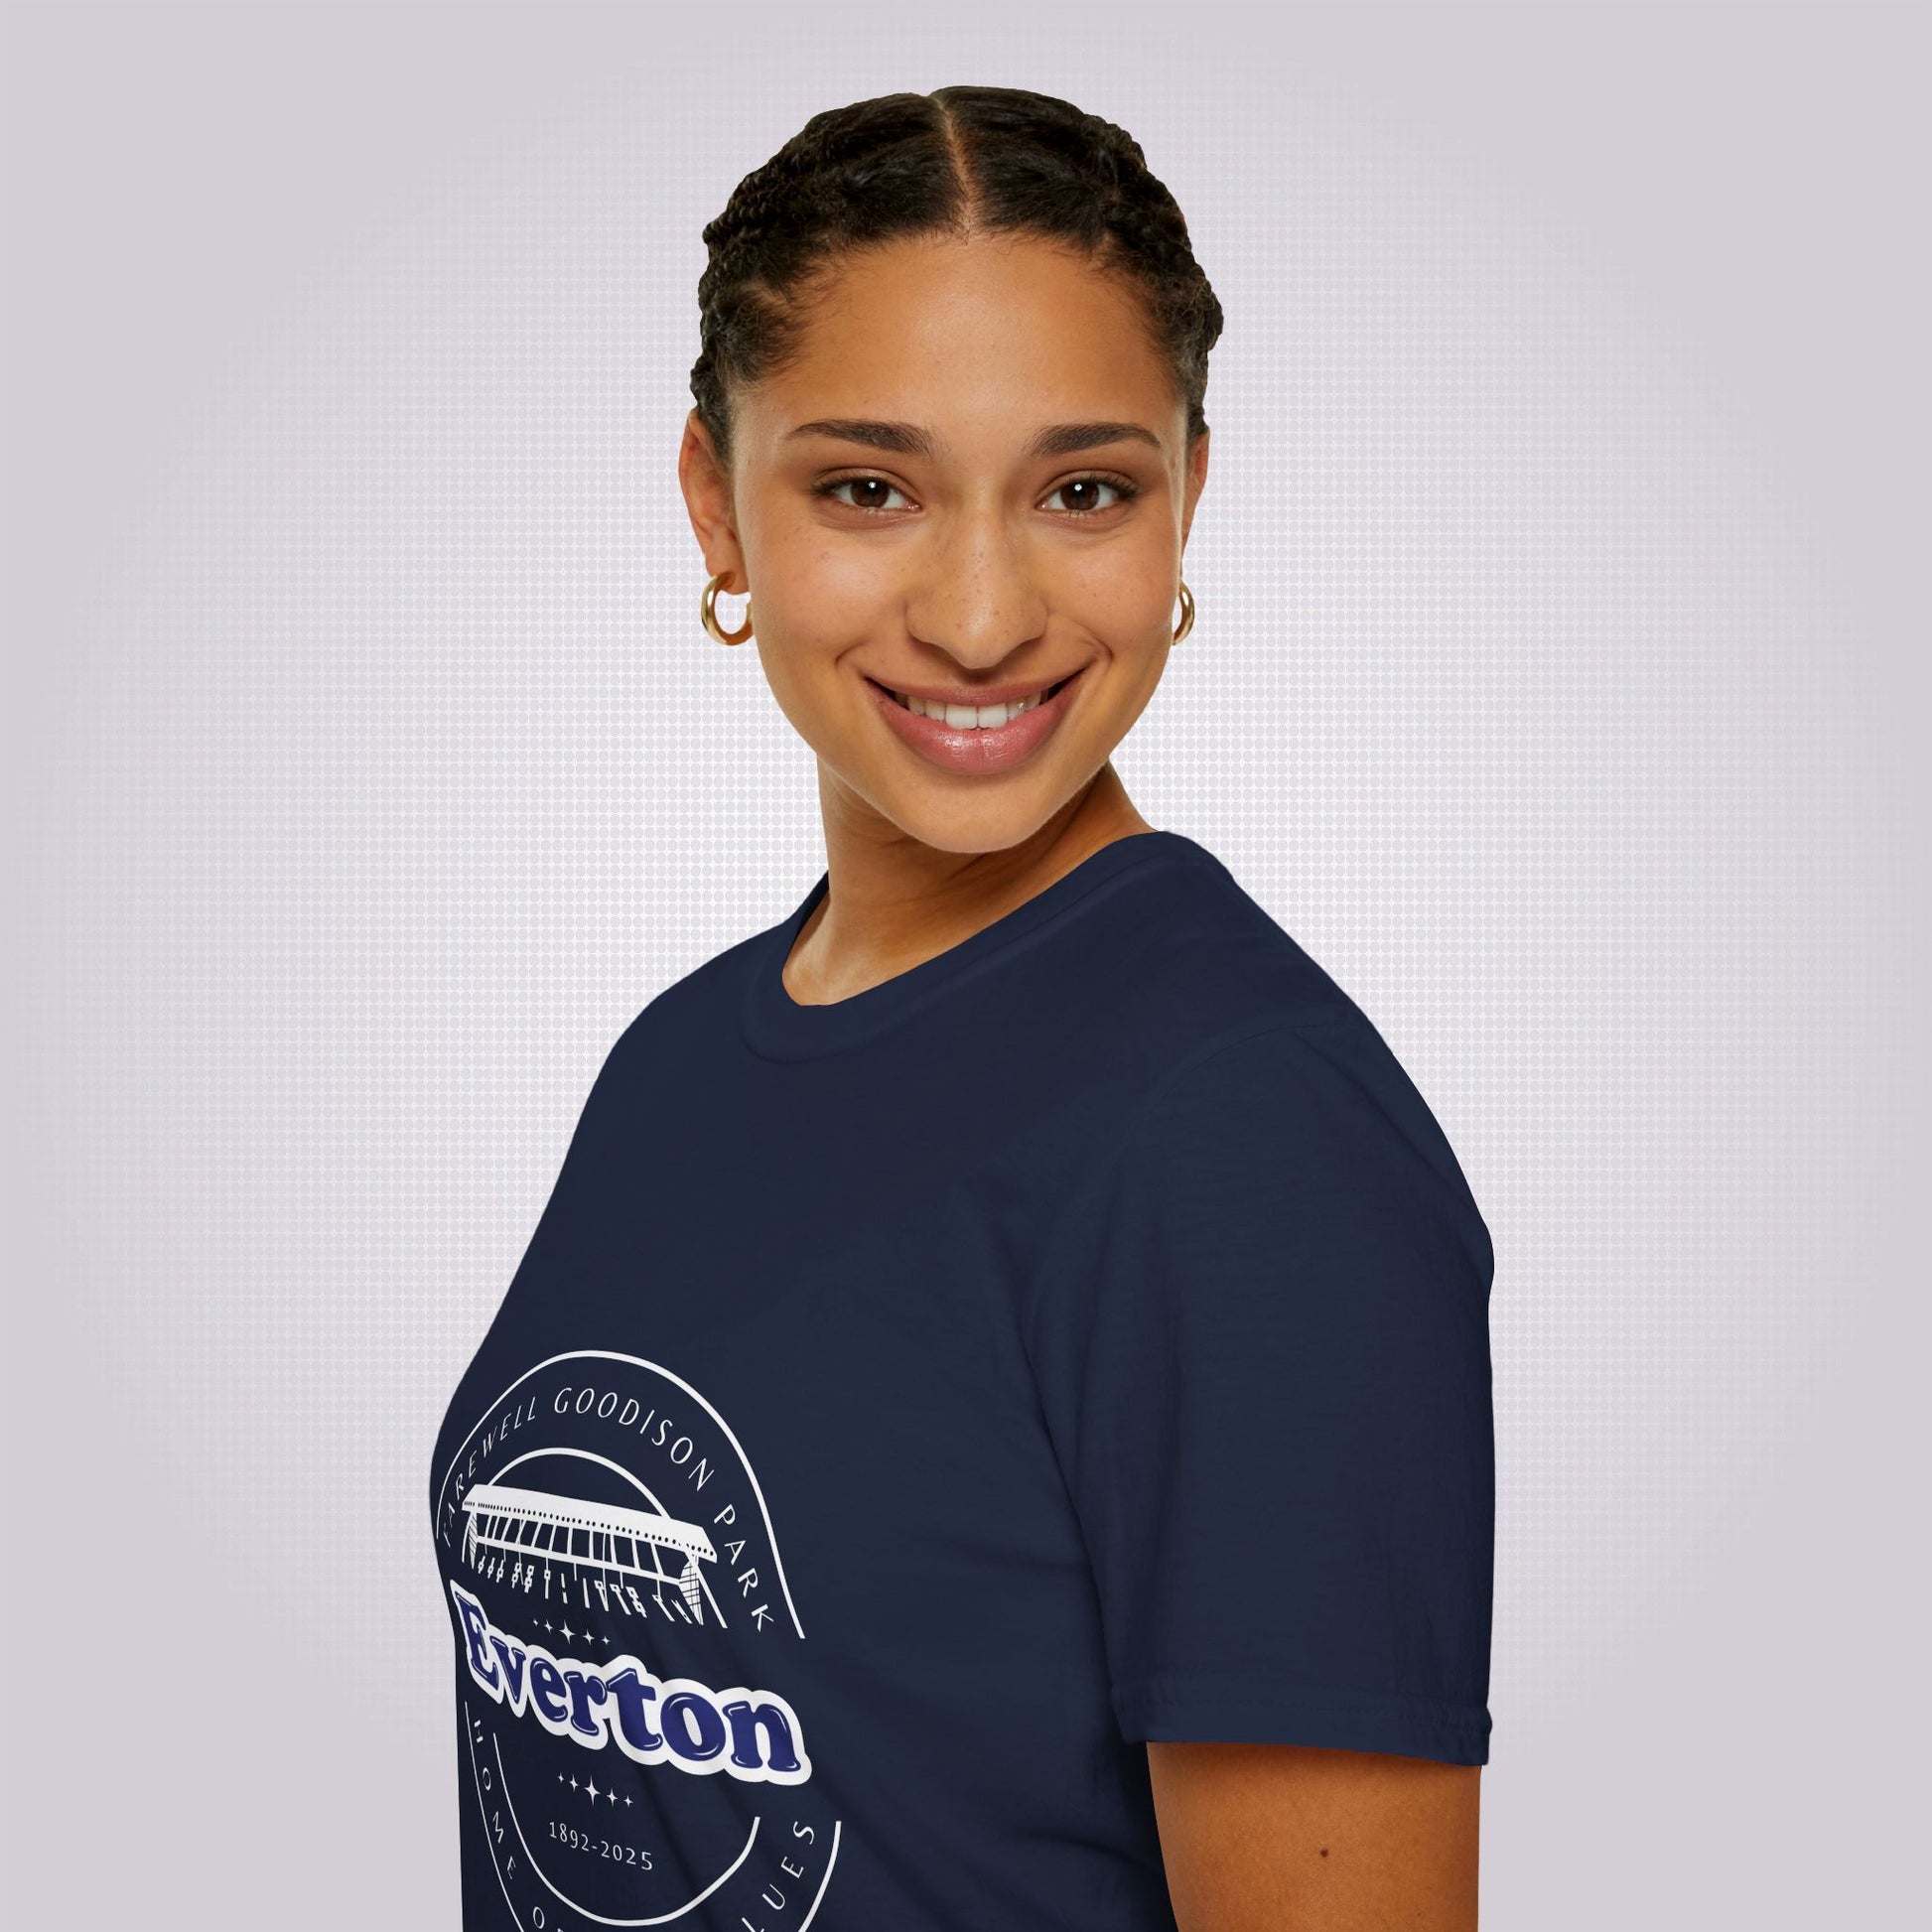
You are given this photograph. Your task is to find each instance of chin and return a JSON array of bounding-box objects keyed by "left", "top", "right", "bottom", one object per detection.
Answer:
[{"left": 855, "top": 771, "right": 1077, "bottom": 858}]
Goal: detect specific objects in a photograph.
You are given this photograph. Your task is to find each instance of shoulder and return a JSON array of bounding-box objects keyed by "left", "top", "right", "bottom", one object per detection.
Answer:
[
  {"left": 1056, "top": 838, "right": 1492, "bottom": 1270},
  {"left": 1060, "top": 835, "right": 1370, "bottom": 1103},
  {"left": 1118, "top": 1013, "right": 1494, "bottom": 1284}
]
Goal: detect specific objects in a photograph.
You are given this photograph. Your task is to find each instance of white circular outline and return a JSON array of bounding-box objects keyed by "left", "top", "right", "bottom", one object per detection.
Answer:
[{"left": 448, "top": 1351, "right": 839, "bottom": 1924}]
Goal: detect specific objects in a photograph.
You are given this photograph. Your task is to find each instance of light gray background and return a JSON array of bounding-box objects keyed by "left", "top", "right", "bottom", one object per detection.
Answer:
[{"left": 3, "top": 3, "right": 1926, "bottom": 1928}]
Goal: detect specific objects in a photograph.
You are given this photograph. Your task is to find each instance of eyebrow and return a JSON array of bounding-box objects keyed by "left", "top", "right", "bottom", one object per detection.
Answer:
[
  {"left": 1031, "top": 420, "right": 1164, "bottom": 459},
  {"left": 787, "top": 419, "right": 1163, "bottom": 460},
  {"left": 788, "top": 419, "right": 937, "bottom": 458}
]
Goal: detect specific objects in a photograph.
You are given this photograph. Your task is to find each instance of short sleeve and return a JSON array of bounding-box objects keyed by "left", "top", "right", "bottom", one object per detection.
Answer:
[{"left": 1027, "top": 1013, "right": 1496, "bottom": 1766}]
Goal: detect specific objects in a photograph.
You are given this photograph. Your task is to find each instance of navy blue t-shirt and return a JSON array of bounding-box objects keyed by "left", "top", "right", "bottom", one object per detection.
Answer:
[{"left": 428, "top": 829, "right": 1495, "bottom": 1929}]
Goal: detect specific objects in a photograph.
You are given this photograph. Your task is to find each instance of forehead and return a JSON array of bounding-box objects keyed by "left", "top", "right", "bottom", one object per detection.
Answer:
[{"left": 746, "top": 231, "right": 1180, "bottom": 447}]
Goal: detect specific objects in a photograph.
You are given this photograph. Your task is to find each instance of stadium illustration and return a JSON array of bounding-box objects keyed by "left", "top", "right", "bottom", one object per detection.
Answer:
[{"left": 460, "top": 1478, "right": 722, "bottom": 1627}]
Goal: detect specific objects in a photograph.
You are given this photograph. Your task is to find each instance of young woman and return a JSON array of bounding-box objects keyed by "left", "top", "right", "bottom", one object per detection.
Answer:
[{"left": 430, "top": 86, "right": 1495, "bottom": 1932}]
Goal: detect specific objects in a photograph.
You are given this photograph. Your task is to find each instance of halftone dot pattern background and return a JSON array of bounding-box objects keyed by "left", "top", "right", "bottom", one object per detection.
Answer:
[{"left": 3, "top": 6, "right": 1925, "bottom": 1930}]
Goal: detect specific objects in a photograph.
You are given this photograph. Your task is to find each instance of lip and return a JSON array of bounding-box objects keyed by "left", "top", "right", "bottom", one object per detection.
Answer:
[{"left": 865, "top": 666, "right": 1088, "bottom": 776}]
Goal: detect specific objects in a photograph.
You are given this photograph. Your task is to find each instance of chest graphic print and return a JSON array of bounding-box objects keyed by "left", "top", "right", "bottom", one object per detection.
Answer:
[{"left": 434, "top": 1350, "right": 840, "bottom": 1928}]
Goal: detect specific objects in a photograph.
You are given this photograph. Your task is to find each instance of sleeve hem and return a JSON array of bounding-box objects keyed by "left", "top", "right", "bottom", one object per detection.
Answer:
[{"left": 1113, "top": 1674, "right": 1491, "bottom": 1767}]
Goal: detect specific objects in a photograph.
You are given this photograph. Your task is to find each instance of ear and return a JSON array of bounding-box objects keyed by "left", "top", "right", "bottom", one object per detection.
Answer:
[
  {"left": 678, "top": 409, "right": 748, "bottom": 593},
  {"left": 1178, "top": 426, "right": 1210, "bottom": 551}
]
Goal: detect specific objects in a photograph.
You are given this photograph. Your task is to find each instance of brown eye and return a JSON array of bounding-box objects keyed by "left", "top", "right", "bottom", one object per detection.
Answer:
[
  {"left": 819, "top": 477, "right": 912, "bottom": 513},
  {"left": 1044, "top": 477, "right": 1135, "bottom": 516}
]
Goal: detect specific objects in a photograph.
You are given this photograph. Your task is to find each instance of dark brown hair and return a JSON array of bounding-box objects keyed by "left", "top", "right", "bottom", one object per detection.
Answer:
[{"left": 690, "top": 86, "right": 1223, "bottom": 468}]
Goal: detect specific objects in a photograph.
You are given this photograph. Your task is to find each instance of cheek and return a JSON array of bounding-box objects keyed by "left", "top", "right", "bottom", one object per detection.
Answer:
[
  {"left": 1058, "top": 546, "right": 1174, "bottom": 637},
  {"left": 751, "top": 511, "right": 900, "bottom": 638}
]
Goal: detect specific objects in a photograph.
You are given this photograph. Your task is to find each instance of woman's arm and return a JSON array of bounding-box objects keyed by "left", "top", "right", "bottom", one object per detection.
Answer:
[{"left": 1148, "top": 1740, "right": 1480, "bottom": 1930}]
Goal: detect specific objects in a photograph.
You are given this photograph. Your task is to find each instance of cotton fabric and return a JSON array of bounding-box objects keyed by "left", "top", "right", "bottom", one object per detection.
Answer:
[{"left": 429, "top": 829, "right": 1495, "bottom": 1929}]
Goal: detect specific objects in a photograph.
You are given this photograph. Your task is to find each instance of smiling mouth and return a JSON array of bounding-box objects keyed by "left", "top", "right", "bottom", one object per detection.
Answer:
[{"left": 867, "top": 672, "right": 1079, "bottom": 729}]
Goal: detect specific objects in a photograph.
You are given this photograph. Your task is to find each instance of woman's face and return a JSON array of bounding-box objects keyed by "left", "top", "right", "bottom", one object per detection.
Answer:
[{"left": 680, "top": 230, "right": 1209, "bottom": 856}]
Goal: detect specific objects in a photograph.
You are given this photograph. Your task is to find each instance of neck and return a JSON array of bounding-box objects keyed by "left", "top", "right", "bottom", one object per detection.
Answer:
[{"left": 780, "top": 765, "right": 1155, "bottom": 1007}]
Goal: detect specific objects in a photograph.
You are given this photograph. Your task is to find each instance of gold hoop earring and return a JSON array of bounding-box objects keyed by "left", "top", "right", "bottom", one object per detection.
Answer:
[
  {"left": 702, "top": 570, "right": 754, "bottom": 646},
  {"left": 1172, "top": 579, "right": 1195, "bottom": 645}
]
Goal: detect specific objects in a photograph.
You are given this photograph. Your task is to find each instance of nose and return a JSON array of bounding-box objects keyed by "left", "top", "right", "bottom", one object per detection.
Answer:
[{"left": 902, "top": 505, "right": 1048, "bottom": 669}]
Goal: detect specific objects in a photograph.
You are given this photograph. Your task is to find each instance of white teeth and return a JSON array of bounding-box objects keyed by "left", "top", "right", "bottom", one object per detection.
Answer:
[{"left": 890, "top": 686, "right": 1053, "bottom": 728}]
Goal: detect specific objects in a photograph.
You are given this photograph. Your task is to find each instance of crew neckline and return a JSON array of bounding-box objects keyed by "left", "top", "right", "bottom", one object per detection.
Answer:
[{"left": 739, "top": 829, "right": 1218, "bottom": 1062}]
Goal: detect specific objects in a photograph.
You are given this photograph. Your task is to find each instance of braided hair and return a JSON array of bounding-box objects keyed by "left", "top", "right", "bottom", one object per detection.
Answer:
[{"left": 691, "top": 86, "right": 1224, "bottom": 470}]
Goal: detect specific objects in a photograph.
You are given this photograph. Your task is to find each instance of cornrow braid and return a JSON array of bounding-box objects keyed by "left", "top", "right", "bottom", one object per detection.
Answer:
[{"left": 690, "top": 85, "right": 1223, "bottom": 469}]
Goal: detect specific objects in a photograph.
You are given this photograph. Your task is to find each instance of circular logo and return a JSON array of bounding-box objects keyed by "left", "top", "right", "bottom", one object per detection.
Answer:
[{"left": 434, "top": 1351, "right": 841, "bottom": 1927}]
